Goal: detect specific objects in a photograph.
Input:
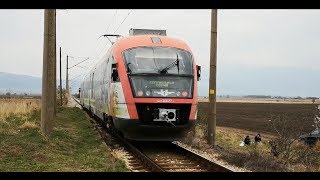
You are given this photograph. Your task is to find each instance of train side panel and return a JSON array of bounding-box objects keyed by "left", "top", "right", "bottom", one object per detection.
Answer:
[
  {"left": 109, "top": 82, "right": 130, "bottom": 119},
  {"left": 81, "top": 52, "right": 130, "bottom": 121}
]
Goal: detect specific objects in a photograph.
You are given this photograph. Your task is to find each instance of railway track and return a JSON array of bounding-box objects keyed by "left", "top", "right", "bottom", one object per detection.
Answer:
[{"left": 72, "top": 97, "right": 233, "bottom": 172}]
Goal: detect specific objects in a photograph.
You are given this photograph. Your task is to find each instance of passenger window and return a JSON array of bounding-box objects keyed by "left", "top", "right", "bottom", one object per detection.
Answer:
[{"left": 111, "top": 63, "right": 119, "bottom": 82}]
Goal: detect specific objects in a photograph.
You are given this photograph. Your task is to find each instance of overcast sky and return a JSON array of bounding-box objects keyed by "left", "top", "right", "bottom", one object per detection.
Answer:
[{"left": 1, "top": 9, "right": 320, "bottom": 96}]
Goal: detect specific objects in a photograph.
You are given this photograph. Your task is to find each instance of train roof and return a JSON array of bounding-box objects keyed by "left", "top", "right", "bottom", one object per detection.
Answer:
[{"left": 111, "top": 35, "right": 192, "bottom": 53}]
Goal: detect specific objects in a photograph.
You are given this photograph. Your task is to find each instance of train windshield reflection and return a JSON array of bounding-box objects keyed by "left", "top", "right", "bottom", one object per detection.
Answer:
[{"left": 123, "top": 47, "right": 193, "bottom": 75}]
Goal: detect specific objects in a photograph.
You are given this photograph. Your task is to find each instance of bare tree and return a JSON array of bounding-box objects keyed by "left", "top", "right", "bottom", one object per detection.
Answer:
[
  {"left": 269, "top": 113, "right": 309, "bottom": 164},
  {"left": 269, "top": 110, "right": 320, "bottom": 168}
]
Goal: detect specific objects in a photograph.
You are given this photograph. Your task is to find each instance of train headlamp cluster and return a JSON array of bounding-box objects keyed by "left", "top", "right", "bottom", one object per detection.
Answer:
[
  {"left": 136, "top": 89, "right": 189, "bottom": 97},
  {"left": 146, "top": 91, "right": 151, "bottom": 96},
  {"left": 182, "top": 91, "right": 188, "bottom": 97},
  {"left": 137, "top": 90, "right": 143, "bottom": 96}
]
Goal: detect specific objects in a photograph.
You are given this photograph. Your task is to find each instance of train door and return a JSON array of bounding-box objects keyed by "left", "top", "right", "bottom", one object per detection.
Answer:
[
  {"left": 109, "top": 56, "right": 129, "bottom": 120},
  {"left": 109, "top": 56, "right": 119, "bottom": 117}
]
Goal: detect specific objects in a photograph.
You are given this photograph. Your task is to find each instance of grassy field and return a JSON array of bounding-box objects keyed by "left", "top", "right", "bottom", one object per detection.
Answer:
[
  {"left": 0, "top": 98, "right": 40, "bottom": 120},
  {"left": 0, "top": 98, "right": 127, "bottom": 172},
  {"left": 184, "top": 124, "right": 320, "bottom": 172},
  {"left": 185, "top": 98, "right": 320, "bottom": 171}
]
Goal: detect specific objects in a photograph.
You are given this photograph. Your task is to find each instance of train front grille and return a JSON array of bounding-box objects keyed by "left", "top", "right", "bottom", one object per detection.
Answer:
[{"left": 135, "top": 103, "right": 191, "bottom": 126}]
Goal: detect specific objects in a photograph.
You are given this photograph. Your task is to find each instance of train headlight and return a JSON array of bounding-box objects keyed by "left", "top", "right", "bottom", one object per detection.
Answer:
[
  {"left": 146, "top": 91, "right": 151, "bottom": 96},
  {"left": 176, "top": 91, "right": 181, "bottom": 96},
  {"left": 137, "top": 90, "right": 143, "bottom": 96},
  {"left": 182, "top": 91, "right": 188, "bottom": 97}
]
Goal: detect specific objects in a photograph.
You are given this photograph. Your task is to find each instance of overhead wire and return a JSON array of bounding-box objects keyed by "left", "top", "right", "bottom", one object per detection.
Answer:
[
  {"left": 68, "top": 57, "right": 90, "bottom": 69},
  {"left": 68, "top": 55, "right": 90, "bottom": 59},
  {"left": 69, "top": 74, "right": 84, "bottom": 81},
  {"left": 70, "top": 9, "right": 135, "bottom": 86},
  {"left": 94, "top": 10, "right": 134, "bottom": 65},
  {"left": 113, "top": 9, "right": 134, "bottom": 34},
  {"left": 93, "top": 9, "right": 119, "bottom": 62},
  {"left": 105, "top": 9, "right": 118, "bottom": 35}
]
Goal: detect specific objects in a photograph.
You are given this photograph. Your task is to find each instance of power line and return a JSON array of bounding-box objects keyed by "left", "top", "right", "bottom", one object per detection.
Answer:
[
  {"left": 96, "top": 41, "right": 110, "bottom": 60},
  {"left": 105, "top": 9, "right": 118, "bottom": 34},
  {"left": 68, "top": 57, "right": 90, "bottom": 69},
  {"left": 90, "top": 10, "right": 134, "bottom": 75},
  {"left": 74, "top": 65, "right": 86, "bottom": 69},
  {"left": 69, "top": 74, "right": 84, "bottom": 81},
  {"left": 64, "top": 53, "right": 89, "bottom": 60},
  {"left": 113, "top": 10, "right": 134, "bottom": 34},
  {"left": 68, "top": 55, "right": 89, "bottom": 59},
  {"left": 70, "top": 77, "right": 83, "bottom": 85},
  {"left": 93, "top": 10, "right": 132, "bottom": 64},
  {"left": 93, "top": 9, "right": 119, "bottom": 61}
]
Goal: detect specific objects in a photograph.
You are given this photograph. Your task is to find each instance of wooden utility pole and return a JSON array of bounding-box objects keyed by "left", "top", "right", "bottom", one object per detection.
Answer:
[
  {"left": 207, "top": 9, "right": 218, "bottom": 146},
  {"left": 59, "top": 47, "right": 63, "bottom": 106},
  {"left": 66, "top": 55, "right": 69, "bottom": 95},
  {"left": 41, "top": 9, "right": 56, "bottom": 135}
]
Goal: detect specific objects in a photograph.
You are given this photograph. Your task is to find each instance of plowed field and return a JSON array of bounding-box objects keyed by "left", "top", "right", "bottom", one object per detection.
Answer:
[{"left": 197, "top": 102, "right": 318, "bottom": 135}]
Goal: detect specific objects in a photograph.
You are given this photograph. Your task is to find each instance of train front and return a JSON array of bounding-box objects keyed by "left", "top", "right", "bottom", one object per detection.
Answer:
[{"left": 112, "top": 35, "right": 200, "bottom": 141}]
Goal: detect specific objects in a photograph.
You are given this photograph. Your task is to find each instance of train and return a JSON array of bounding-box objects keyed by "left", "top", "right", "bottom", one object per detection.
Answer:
[{"left": 80, "top": 28, "right": 201, "bottom": 141}]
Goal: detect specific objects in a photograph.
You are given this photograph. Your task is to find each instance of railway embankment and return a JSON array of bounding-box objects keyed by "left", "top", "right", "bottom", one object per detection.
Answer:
[{"left": 0, "top": 98, "right": 127, "bottom": 172}]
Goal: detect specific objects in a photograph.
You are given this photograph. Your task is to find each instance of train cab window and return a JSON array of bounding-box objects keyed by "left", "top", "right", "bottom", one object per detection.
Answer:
[{"left": 111, "top": 64, "right": 119, "bottom": 82}]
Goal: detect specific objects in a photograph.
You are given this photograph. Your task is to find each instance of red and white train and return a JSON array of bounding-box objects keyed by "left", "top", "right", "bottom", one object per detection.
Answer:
[{"left": 80, "top": 29, "right": 201, "bottom": 141}]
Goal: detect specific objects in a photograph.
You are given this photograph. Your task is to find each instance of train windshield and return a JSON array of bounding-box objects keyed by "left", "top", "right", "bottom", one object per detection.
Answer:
[{"left": 123, "top": 47, "right": 193, "bottom": 75}]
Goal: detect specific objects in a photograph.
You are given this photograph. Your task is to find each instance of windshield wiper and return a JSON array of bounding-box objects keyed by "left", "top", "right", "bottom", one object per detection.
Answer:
[
  {"left": 158, "top": 54, "right": 180, "bottom": 74},
  {"left": 126, "top": 63, "right": 132, "bottom": 73}
]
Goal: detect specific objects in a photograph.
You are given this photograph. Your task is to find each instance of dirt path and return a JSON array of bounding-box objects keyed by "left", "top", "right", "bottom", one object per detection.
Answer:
[{"left": 67, "top": 96, "right": 81, "bottom": 108}]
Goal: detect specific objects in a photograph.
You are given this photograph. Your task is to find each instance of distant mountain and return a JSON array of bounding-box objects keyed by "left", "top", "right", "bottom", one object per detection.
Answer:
[
  {"left": 198, "top": 65, "right": 320, "bottom": 98},
  {"left": 0, "top": 72, "right": 41, "bottom": 94},
  {"left": 0, "top": 72, "right": 79, "bottom": 95},
  {"left": 1, "top": 66, "right": 319, "bottom": 98}
]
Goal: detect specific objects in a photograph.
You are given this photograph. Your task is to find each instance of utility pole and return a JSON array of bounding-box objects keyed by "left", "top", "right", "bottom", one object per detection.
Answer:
[
  {"left": 59, "top": 47, "right": 62, "bottom": 106},
  {"left": 66, "top": 55, "right": 69, "bottom": 95},
  {"left": 53, "top": 11, "right": 57, "bottom": 116},
  {"left": 207, "top": 9, "right": 218, "bottom": 146},
  {"left": 41, "top": 9, "right": 56, "bottom": 135}
]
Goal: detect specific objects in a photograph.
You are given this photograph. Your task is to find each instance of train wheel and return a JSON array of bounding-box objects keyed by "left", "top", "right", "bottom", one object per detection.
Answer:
[
  {"left": 88, "top": 107, "right": 94, "bottom": 118},
  {"left": 105, "top": 116, "right": 114, "bottom": 130}
]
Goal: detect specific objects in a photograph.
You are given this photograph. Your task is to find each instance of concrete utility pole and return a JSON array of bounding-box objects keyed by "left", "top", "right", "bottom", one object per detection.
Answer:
[
  {"left": 41, "top": 9, "right": 56, "bottom": 135},
  {"left": 53, "top": 11, "right": 57, "bottom": 116},
  {"left": 207, "top": 9, "right": 218, "bottom": 146},
  {"left": 59, "top": 47, "right": 63, "bottom": 106},
  {"left": 66, "top": 55, "right": 69, "bottom": 95}
]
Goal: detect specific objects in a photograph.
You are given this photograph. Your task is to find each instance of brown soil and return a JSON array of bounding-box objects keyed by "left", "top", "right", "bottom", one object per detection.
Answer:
[{"left": 197, "top": 102, "right": 319, "bottom": 136}]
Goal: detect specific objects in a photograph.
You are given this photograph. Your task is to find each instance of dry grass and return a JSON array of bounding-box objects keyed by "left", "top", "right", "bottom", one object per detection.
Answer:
[
  {"left": 183, "top": 124, "right": 320, "bottom": 172},
  {"left": 0, "top": 106, "right": 127, "bottom": 172},
  {"left": 19, "top": 121, "right": 38, "bottom": 129},
  {"left": 315, "top": 141, "right": 320, "bottom": 152},
  {"left": 0, "top": 98, "right": 40, "bottom": 119}
]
